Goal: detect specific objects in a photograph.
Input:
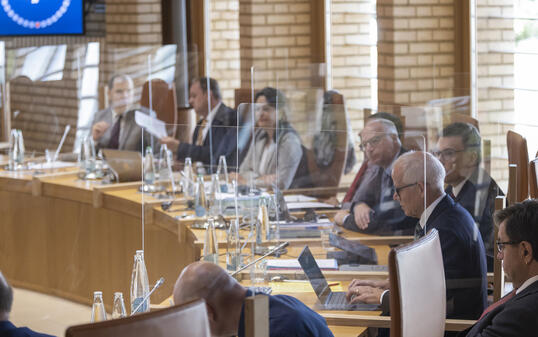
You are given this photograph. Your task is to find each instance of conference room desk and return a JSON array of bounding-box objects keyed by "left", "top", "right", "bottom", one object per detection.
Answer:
[{"left": 0, "top": 168, "right": 412, "bottom": 314}]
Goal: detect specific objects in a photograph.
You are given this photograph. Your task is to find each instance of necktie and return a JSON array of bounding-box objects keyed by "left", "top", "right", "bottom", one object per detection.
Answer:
[
  {"left": 446, "top": 185, "right": 456, "bottom": 200},
  {"left": 343, "top": 161, "right": 369, "bottom": 203},
  {"left": 342, "top": 161, "right": 368, "bottom": 202},
  {"left": 414, "top": 222, "right": 425, "bottom": 240},
  {"left": 196, "top": 118, "right": 208, "bottom": 146},
  {"left": 478, "top": 290, "right": 516, "bottom": 319},
  {"left": 108, "top": 114, "right": 122, "bottom": 149}
]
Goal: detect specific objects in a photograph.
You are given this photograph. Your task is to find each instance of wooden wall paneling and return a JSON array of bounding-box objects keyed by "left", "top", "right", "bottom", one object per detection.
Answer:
[
  {"left": 454, "top": 0, "right": 471, "bottom": 111},
  {"left": 310, "top": 0, "right": 327, "bottom": 91},
  {"left": 187, "top": 0, "right": 207, "bottom": 77}
]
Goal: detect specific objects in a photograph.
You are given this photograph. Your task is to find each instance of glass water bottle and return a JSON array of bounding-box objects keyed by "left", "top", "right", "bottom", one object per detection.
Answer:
[
  {"left": 130, "top": 250, "right": 150, "bottom": 315},
  {"left": 91, "top": 291, "right": 107, "bottom": 322}
]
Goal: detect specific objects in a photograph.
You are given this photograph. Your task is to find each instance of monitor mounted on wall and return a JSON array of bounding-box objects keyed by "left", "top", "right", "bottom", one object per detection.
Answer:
[{"left": 0, "top": 0, "right": 84, "bottom": 36}]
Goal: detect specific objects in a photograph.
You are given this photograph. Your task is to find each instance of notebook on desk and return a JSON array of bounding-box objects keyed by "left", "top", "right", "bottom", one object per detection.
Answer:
[
  {"left": 298, "top": 246, "right": 380, "bottom": 311},
  {"left": 102, "top": 149, "right": 142, "bottom": 182}
]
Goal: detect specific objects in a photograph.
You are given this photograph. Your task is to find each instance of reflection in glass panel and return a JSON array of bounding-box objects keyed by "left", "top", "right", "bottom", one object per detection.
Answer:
[{"left": 11, "top": 45, "right": 67, "bottom": 82}]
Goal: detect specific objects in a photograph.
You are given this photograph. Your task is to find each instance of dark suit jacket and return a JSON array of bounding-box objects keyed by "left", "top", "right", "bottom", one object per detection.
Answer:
[
  {"left": 176, "top": 103, "right": 237, "bottom": 172},
  {"left": 0, "top": 321, "right": 54, "bottom": 337},
  {"left": 450, "top": 168, "right": 503, "bottom": 271},
  {"left": 343, "top": 148, "right": 416, "bottom": 235},
  {"left": 381, "top": 195, "right": 488, "bottom": 320},
  {"left": 458, "top": 280, "right": 538, "bottom": 337}
]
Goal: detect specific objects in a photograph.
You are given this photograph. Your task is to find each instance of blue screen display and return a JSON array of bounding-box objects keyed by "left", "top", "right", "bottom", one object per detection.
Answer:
[{"left": 0, "top": 0, "right": 83, "bottom": 36}]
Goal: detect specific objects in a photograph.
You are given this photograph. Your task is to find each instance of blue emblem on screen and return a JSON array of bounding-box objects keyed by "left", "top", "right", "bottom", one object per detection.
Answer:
[{"left": 0, "top": 0, "right": 83, "bottom": 36}]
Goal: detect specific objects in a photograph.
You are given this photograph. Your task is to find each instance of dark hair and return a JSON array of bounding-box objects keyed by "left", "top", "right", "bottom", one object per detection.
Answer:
[
  {"left": 108, "top": 74, "right": 133, "bottom": 90},
  {"left": 367, "top": 112, "right": 403, "bottom": 140},
  {"left": 441, "top": 122, "right": 482, "bottom": 163},
  {"left": 494, "top": 199, "right": 538, "bottom": 261},
  {"left": 255, "top": 87, "right": 288, "bottom": 120},
  {"left": 194, "top": 77, "right": 222, "bottom": 101},
  {"left": 0, "top": 271, "right": 13, "bottom": 314}
]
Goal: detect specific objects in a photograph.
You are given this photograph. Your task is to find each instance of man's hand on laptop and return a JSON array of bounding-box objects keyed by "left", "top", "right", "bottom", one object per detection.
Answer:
[
  {"left": 349, "top": 278, "right": 389, "bottom": 290},
  {"left": 346, "top": 285, "right": 384, "bottom": 305},
  {"left": 353, "top": 203, "right": 373, "bottom": 229},
  {"left": 160, "top": 137, "right": 180, "bottom": 152}
]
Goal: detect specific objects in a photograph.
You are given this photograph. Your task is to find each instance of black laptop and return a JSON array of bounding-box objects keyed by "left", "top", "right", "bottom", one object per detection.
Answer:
[{"left": 297, "top": 246, "right": 380, "bottom": 311}]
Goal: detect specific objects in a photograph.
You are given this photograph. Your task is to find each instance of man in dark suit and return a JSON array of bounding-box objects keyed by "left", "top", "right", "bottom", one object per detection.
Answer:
[
  {"left": 435, "top": 122, "right": 503, "bottom": 271},
  {"left": 0, "top": 270, "right": 54, "bottom": 337},
  {"left": 92, "top": 74, "right": 153, "bottom": 152},
  {"left": 459, "top": 199, "right": 538, "bottom": 337},
  {"left": 335, "top": 118, "right": 415, "bottom": 235},
  {"left": 347, "top": 152, "right": 488, "bottom": 321},
  {"left": 161, "top": 77, "right": 236, "bottom": 172}
]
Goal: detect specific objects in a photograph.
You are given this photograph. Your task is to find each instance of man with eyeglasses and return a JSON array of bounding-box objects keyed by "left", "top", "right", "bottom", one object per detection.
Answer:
[
  {"left": 434, "top": 122, "right": 503, "bottom": 271},
  {"left": 334, "top": 118, "right": 415, "bottom": 235},
  {"left": 458, "top": 199, "right": 538, "bottom": 337},
  {"left": 346, "top": 152, "right": 487, "bottom": 324}
]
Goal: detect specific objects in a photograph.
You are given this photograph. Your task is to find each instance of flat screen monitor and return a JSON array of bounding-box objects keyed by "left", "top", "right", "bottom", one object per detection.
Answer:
[{"left": 0, "top": 0, "right": 83, "bottom": 36}]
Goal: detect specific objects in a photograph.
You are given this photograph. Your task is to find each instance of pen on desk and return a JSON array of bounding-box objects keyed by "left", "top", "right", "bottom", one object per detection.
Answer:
[{"left": 328, "top": 282, "right": 339, "bottom": 287}]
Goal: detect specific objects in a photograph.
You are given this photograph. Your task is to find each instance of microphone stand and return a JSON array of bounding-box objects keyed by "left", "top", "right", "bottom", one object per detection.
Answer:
[
  {"left": 230, "top": 241, "right": 289, "bottom": 277},
  {"left": 130, "top": 277, "right": 165, "bottom": 315}
]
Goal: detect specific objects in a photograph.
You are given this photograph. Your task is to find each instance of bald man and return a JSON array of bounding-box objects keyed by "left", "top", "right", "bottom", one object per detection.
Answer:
[
  {"left": 173, "top": 262, "right": 334, "bottom": 337},
  {"left": 336, "top": 118, "right": 415, "bottom": 235}
]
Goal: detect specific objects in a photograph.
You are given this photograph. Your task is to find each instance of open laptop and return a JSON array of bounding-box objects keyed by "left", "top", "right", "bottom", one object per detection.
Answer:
[
  {"left": 102, "top": 149, "right": 142, "bottom": 182},
  {"left": 298, "top": 246, "right": 380, "bottom": 311}
]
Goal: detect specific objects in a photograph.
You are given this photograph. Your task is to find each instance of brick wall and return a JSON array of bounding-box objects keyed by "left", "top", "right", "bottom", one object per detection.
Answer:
[
  {"left": 209, "top": 0, "right": 240, "bottom": 107},
  {"left": 475, "top": 0, "right": 515, "bottom": 190},
  {"left": 377, "top": 0, "right": 456, "bottom": 108}
]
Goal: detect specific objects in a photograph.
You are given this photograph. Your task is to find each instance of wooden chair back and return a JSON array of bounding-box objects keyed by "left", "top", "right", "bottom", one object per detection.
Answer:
[
  {"left": 140, "top": 79, "right": 178, "bottom": 137},
  {"left": 493, "top": 196, "right": 506, "bottom": 302},
  {"left": 65, "top": 299, "right": 210, "bottom": 337},
  {"left": 303, "top": 92, "right": 348, "bottom": 198},
  {"left": 506, "top": 130, "right": 529, "bottom": 203},
  {"left": 389, "top": 229, "right": 446, "bottom": 337},
  {"left": 235, "top": 88, "right": 258, "bottom": 109},
  {"left": 529, "top": 157, "right": 538, "bottom": 199}
]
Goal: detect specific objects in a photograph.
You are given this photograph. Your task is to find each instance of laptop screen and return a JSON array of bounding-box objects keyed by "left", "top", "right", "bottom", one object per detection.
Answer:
[{"left": 298, "top": 246, "right": 331, "bottom": 303}]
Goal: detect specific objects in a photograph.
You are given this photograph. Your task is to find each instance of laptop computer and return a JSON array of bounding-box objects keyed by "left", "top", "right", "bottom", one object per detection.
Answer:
[
  {"left": 102, "top": 149, "right": 142, "bottom": 182},
  {"left": 298, "top": 246, "right": 380, "bottom": 311}
]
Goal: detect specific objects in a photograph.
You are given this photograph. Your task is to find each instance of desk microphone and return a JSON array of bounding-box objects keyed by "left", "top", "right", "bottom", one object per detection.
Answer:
[
  {"left": 130, "top": 277, "right": 165, "bottom": 315},
  {"left": 230, "top": 241, "right": 289, "bottom": 277},
  {"left": 53, "top": 125, "right": 70, "bottom": 162}
]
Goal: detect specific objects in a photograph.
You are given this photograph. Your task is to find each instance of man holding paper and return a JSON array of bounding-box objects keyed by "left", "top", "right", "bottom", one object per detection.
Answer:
[
  {"left": 160, "top": 77, "right": 237, "bottom": 172},
  {"left": 92, "top": 74, "right": 153, "bottom": 152}
]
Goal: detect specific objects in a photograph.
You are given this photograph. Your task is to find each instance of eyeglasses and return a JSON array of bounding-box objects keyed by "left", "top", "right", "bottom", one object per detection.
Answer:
[
  {"left": 394, "top": 182, "right": 418, "bottom": 198},
  {"left": 431, "top": 149, "right": 465, "bottom": 160},
  {"left": 496, "top": 240, "right": 521, "bottom": 253},
  {"left": 358, "top": 134, "right": 387, "bottom": 151}
]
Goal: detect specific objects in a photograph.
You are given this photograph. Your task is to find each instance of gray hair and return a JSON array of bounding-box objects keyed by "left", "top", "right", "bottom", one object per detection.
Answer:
[
  {"left": 396, "top": 151, "right": 445, "bottom": 191},
  {"left": 365, "top": 118, "right": 401, "bottom": 146},
  {"left": 0, "top": 270, "right": 13, "bottom": 314}
]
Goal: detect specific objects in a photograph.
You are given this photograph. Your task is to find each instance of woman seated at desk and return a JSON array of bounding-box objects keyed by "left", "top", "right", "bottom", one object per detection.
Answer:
[{"left": 231, "top": 87, "right": 310, "bottom": 190}]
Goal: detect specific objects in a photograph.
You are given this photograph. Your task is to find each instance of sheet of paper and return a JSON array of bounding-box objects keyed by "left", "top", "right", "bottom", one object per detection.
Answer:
[
  {"left": 266, "top": 258, "right": 338, "bottom": 270},
  {"left": 27, "top": 161, "right": 77, "bottom": 170},
  {"left": 135, "top": 111, "right": 167, "bottom": 138},
  {"left": 286, "top": 201, "right": 337, "bottom": 210},
  {"left": 284, "top": 194, "right": 317, "bottom": 203}
]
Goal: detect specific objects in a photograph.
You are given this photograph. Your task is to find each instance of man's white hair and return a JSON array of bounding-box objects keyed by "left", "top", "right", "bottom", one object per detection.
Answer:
[
  {"left": 366, "top": 118, "right": 398, "bottom": 137},
  {"left": 396, "top": 151, "right": 445, "bottom": 191}
]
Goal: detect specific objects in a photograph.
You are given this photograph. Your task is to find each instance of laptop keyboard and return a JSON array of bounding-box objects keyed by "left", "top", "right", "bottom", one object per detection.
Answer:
[{"left": 326, "top": 292, "right": 348, "bottom": 310}]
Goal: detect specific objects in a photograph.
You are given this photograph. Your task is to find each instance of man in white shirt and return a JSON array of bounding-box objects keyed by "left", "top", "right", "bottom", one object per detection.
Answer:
[
  {"left": 434, "top": 122, "right": 503, "bottom": 271},
  {"left": 459, "top": 199, "right": 538, "bottom": 337},
  {"left": 346, "top": 151, "right": 487, "bottom": 321},
  {"left": 160, "top": 77, "right": 236, "bottom": 171}
]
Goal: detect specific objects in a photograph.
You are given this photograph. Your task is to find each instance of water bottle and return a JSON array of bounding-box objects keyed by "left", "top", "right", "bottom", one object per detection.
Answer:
[
  {"left": 208, "top": 174, "right": 220, "bottom": 216},
  {"left": 17, "top": 130, "right": 25, "bottom": 165},
  {"left": 217, "top": 155, "right": 229, "bottom": 192},
  {"left": 158, "top": 144, "right": 169, "bottom": 181},
  {"left": 183, "top": 157, "right": 194, "bottom": 197},
  {"left": 130, "top": 250, "right": 150, "bottom": 315},
  {"left": 203, "top": 218, "right": 219, "bottom": 265},
  {"left": 194, "top": 175, "right": 207, "bottom": 217},
  {"left": 143, "top": 147, "right": 155, "bottom": 185},
  {"left": 258, "top": 198, "right": 270, "bottom": 240},
  {"left": 91, "top": 291, "right": 107, "bottom": 322},
  {"left": 8, "top": 129, "right": 19, "bottom": 170},
  {"left": 80, "top": 136, "right": 96, "bottom": 173},
  {"left": 226, "top": 219, "right": 240, "bottom": 271},
  {"left": 111, "top": 292, "right": 127, "bottom": 319}
]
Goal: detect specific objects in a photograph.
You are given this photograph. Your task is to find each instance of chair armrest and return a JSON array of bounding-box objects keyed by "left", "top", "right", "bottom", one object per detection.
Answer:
[{"left": 321, "top": 314, "right": 475, "bottom": 332}]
